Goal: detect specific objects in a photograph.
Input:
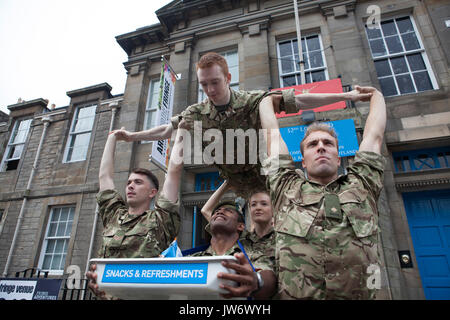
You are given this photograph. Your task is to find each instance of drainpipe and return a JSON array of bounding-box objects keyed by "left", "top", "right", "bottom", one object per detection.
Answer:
[
  {"left": 2, "top": 115, "right": 51, "bottom": 277},
  {"left": 84, "top": 101, "right": 119, "bottom": 278}
]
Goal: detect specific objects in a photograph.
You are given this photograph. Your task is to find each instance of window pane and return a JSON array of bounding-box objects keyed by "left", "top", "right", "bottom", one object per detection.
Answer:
[
  {"left": 65, "top": 221, "right": 73, "bottom": 237},
  {"left": 366, "top": 26, "right": 382, "bottom": 39},
  {"left": 281, "top": 58, "right": 294, "bottom": 73},
  {"left": 46, "top": 239, "right": 56, "bottom": 254},
  {"left": 282, "top": 75, "right": 296, "bottom": 87},
  {"left": 51, "top": 208, "right": 60, "bottom": 222},
  {"left": 309, "top": 51, "right": 323, "bottom": 68},
  {"left": 226, "top": 51, "right": 238, "bottom": 67},
  {"left": 379, "top": 77, "right": 398, "bottom": 96},
  {"left": 369, "top": 39, "right": 387, "bottom": 57},
  {"left": 55, "top": 239, "right": 65, "bottom": 253},
  {"left": 385, "top": 36, "right": 403, "bottom": 54},
  {"left": 306, "top": 36, "right": 320, "bottom": 51},
  {"left": 413, "top": 71, "right": 433, "bottom": 91},
  {"left": 60, "top": 207, "right": 69, "bottom": 222},
  {"left": 48, "top": 222, "right": 57, "bottom": 237},
  {"left": 402, "top": 33, "right": 420, "bottom": 51},
  {"left": 229, "top": 65, "right": 239, "bottom": 82},
  {"left": 71, "top": 133, "right": 91, "bottom": 148},
  {"left": 381, "top": 20, "right": 397, "bottom": 36},
  {"left": 145, "top": 110, "right": 157, "bottom": 130},
  {"left": 396, "top": 17, "right": 414, "bottom": 34},
  {"left": 51, "top": 254, "right": 62, "bottom": 270},
  {"left": 305, "top": 72, "right": 311, "bottom": 84},
  {"left": 9, "top": 144, "right": 24, "bottom": 159},
  {"left": 68, "top": 146, "right": 88, "bottom": 162},
  {"left": 391, "top": 56, "right": 408, "bottom": 74},
  {"left": 407, "top": 53, "right": 426, "bottom": 71},
  {"left": 311, "top": 70, "right": 326, "bottom": 82},
  {"left": 396, "top": 74, "right": 415, "bottom": 94},
  {"left": 279, "top": 41, "right": 292, "bottom": 57},
  {"left": 374, "top": 59, "right": 392, "bottom": 77},
  {"left": 42, "top": 255, "right": 52, "bottom": 270}
]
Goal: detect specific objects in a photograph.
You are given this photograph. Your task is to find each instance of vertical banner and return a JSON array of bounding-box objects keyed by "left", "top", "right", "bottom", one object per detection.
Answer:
[{"left": 150, "top": 58, "right": 177, "bottom": 171}]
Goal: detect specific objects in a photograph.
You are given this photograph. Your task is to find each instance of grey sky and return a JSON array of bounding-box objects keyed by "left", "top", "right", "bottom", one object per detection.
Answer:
[{"left": 0, "top": 0, "right": 173, "bottom": 114}]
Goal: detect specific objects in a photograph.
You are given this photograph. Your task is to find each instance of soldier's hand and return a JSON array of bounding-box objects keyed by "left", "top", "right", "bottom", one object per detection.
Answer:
[
  {"left": 217, "top": 253, "right": 258, "bottom": 299},
  {"left": 347, "top": 86, "right": 373, "bottom": 102},
  {"left": 110, "top": 127, "right": 134, "bottom": 142},
  {"left": 86, "top": 263, "right": 107, "bottom": 300}
]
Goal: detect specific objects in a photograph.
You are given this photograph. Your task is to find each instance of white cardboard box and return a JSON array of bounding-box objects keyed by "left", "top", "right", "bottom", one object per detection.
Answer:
[{"left": 90, "top": 256, "right": 241, "bottom": 300}]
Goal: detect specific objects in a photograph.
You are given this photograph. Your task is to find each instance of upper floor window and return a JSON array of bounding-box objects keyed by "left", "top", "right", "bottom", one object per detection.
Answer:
[
  {"left": 1, "top": 118, "right": 32, "bottom": 171},
  {"left": 198, "top": 50, "right": 239, "bottom": 103},
  {"left": 63, "top": 104, "right": 96, "bottom": 163},
  {"left": 143, "top": 79, "right": 161, "bottom": 130},
  {"left": 365, "top": 16, "right": 438, "bottom": 97},
  {"left": 277, "top": 35, "right": 328, "bottom": 87}
]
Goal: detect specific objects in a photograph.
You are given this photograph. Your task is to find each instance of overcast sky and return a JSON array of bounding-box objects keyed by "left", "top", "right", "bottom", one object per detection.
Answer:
[{"left": 0, "top": 0, "right": 174, "bottom": 114}]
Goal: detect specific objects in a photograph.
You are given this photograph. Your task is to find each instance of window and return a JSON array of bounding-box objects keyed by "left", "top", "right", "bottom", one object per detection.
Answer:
[
  {"left": 277, "top": 35, "right": 328, "bottom": 87},
  {"left": 143, "top": 79, "right": 161, "bottom": 130},
  {"left": 365, "top": 16, "right": 438, "bottom": 97},
  {"left": 1, "top": 118, "right": 32, "bottom": 171},
  {"left": 198, "top": 50, "right": 239, "bottom": 102},
  {"left": 64, "top": 104, "right": 96, "bottom": 162},
  {"left": 393, "top": 147, "right": 450, "bottom": 173},
  {"left": 39, "top": 206, "right": 75, "bottom": 273}
]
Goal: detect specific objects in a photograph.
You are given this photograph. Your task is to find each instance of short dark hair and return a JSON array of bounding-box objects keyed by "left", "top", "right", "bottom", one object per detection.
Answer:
[
  {"left": 131, "top": 168, "right": 159, "bottom": 190},
  {"left": 300, "top": 122, "right": 339, "bottom": 155}
]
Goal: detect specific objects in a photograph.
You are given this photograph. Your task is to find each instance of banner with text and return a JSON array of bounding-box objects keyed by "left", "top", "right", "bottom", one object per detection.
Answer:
[
  {"left": 279, "top": 118, "right": 359, "bottom": 161},
  {"left": 102, "top": 263, "right": 208, "bottom": 285},
  {"left": 0, "top": 278, "right": 62, "bottom": 300},
  {"left": 150, "top": 58, "right": 177, "bottom": 171}
]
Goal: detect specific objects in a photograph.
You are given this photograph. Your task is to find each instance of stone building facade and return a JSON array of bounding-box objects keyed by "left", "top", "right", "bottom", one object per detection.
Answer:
[{"left": 0, "top": 0, "right": 449, "bottom": 300}]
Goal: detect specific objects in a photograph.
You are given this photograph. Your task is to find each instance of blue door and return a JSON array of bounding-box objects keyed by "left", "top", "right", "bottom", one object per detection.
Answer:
[{"left": 403, "top": 189, "right": 450, "bottom": 299}]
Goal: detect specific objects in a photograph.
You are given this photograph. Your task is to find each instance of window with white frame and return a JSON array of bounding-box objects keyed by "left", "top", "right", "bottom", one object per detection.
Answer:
[
  {"left": 64, "top": 104, "right": 97, "bottom": 162},
  {"left": 39, "top": 206, "right": 74, "bottom": 273},
  {"left": 1, "top": 118, "right": 32, "bottom": 171},
  {"left": 366, "top": 16, "right": 438, "bottom": 97},
  {"left": 277, "top": 35, "right": 328, "bottom": 87},
  {"left": 143, "top": 79, "right": 161, "bottom": 130},
  {"left": 198, "top": 50, "right": 239, "bottom": 103}
]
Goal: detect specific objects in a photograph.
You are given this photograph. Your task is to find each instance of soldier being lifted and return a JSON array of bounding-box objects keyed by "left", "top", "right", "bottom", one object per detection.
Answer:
[
  {"left": 112, "top": 52, "right": 371, "bottom": 197},
  {"left": 259, "top": 85, "right": 387, "bottom": 299}
]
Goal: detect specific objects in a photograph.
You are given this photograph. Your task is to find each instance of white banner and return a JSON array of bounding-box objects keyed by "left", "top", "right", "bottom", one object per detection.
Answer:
[{"left": 150, "top": 58, "right": 177, "bottom": 171}]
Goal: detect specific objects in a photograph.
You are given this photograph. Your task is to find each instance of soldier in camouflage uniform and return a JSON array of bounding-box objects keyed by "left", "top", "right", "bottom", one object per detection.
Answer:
[
  {"left": 192, "top": 200, "right": 276, "bottom": 299},
  {"left": 86, "top": 126, "right": 186, "bottom": 298},
  {"left": 259, "top": 85, "right": 387, "bottom": 299},
  {"left": 113, "top": 52, "right": 372, "bottom": 198}
]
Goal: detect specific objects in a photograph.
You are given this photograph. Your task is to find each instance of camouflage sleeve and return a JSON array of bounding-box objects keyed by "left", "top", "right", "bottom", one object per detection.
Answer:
[
  {"left": 96, "top": 189, "right": 127, "bottom": 228},
  {"left": 154, "top": 194, "right": 181, "bottom": 244},
  {"left": 347, "top": 151, "right": 386, "bottom": 199},
  {"left": 251, "top": 237, "right": 276, "bottom": 273},
  {"left": 262, "top": 153, "right": 300, "bottom": 211},
  {"left": 265, "top": 88, "right": 296, "bottom": 114},
  {"left": 170, "top": 104, "right": 204, "bottom": 130}
]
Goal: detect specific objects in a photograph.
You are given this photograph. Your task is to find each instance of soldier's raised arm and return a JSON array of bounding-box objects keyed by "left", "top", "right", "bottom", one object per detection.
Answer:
[
  {"left": 357, "top": 86, "right": 386, "bottom": 155},
  {"left": 98, "top": 130, "right": 120, "bottom": 191},
  {"left": 112, "top": 123, "right": 173, "bottom": 143},
  {"left": 258, "top": 96, "right": 290, "bottom": 158},
  {"left": 200, "top": 180, "right": 231, "bottom": 222}
]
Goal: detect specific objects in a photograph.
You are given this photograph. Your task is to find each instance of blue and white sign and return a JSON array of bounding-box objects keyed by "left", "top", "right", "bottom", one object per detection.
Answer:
[
  {"left": 279, "top": 119, "right": 359, "bottom": 161},
  {"left": 102, "top": 263, "right": 208, "bottom": 285}
]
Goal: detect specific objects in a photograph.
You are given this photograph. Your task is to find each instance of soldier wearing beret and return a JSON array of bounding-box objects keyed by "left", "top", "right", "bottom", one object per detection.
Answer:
[{"left": 259, "top": 85, "right": 387, "bottom": 299}]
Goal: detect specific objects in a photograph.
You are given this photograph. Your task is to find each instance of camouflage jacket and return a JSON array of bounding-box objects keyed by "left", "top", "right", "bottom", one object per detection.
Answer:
[
  {"left": 171, "top": 88, "right": 296, "bottom": 198},
  {"left": 96, "top": 189, "right": 180, "bottom": 258},
  {"left": 263, "top": 151, "right": 386, "bottom": 299},
  {"left": 191, "top": 232, "right": 274, "bottom": 273}
]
